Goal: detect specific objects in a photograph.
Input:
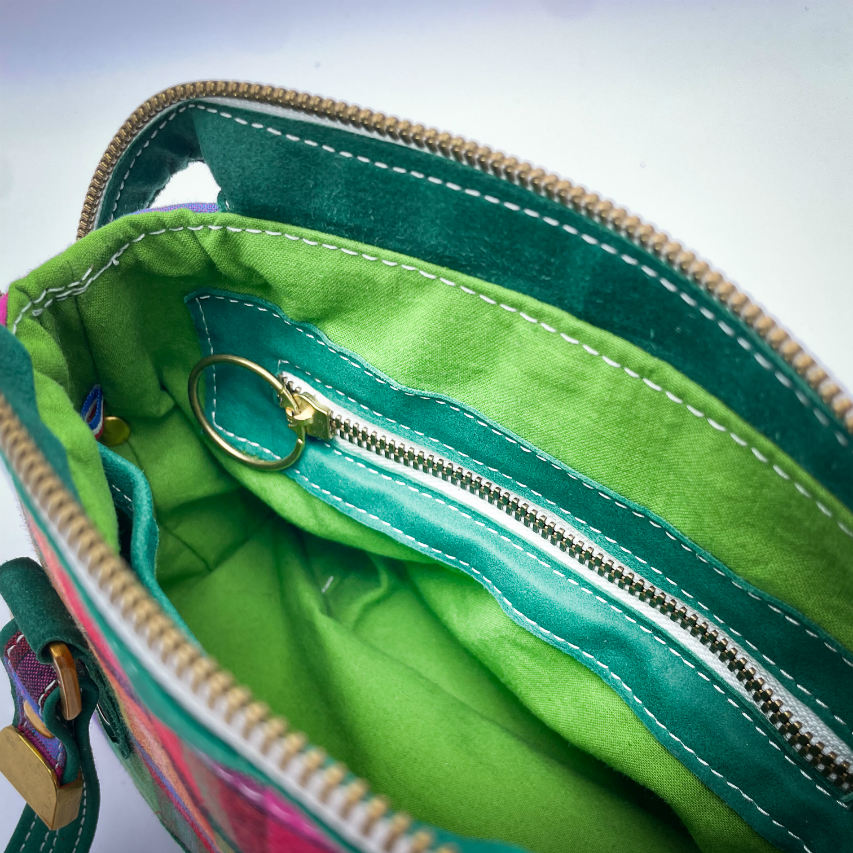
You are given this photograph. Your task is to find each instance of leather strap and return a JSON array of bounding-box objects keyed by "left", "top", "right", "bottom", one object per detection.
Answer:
[{"left": 0, "top": 559, "right": 100, "bottom": 853}]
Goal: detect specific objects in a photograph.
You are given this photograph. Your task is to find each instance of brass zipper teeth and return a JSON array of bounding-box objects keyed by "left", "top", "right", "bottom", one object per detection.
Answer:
[
  {"left": 76, "top": 80, "right": 853, "bottom": 432},
  {"left": 333, "top": 415, "right": 852, "bottom": 793},
  {"left": 0, "top": 391, "right": 448, "bottom": 853}
]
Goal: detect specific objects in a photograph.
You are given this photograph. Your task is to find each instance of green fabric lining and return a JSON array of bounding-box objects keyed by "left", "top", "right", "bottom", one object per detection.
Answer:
[
  {"left": 188, "top": 289, "right": 853, "bottom": 732},
  {"left": 98, "top": 100, "right": 853, "bottom": 510},
  {"left": 7, "top": 208, "right": 853, "bottom": 852}
]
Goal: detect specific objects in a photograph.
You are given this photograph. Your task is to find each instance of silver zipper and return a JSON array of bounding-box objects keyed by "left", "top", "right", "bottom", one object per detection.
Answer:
[{"left": 275, "top": 371, "right": 852, "bottom": 795}]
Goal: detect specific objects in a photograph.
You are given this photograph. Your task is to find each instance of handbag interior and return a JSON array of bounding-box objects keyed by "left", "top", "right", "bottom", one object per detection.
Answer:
[{"left": 5, "top": 160, "right": 853, "bottom": 853}]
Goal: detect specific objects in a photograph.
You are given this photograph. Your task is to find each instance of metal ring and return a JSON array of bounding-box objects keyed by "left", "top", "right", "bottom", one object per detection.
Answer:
[{"left": 188, "top": 354, "right": 305, "bottom": 471}]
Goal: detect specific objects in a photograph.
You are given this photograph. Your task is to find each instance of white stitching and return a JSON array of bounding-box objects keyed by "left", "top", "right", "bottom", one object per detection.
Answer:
[
  {"left": 16, "top": 224, "right": 851, "bottom": 544},
  {"left": 108, "top": 106, "right": 188, "bottom": 220},
  {"left": 5, "top": 632, "right": 27, "bottom": 659},
  {"left": 109, "top": 482, "right": 134, "bottom": 508},
  {"left": 37, "top": 678, "right": 57, "bottom": 710},
  {"left": 17, "top": 811, "right": 38, "bottom": 853},
  {"left": 292, "top": 455, "right": 830, "bottom": 847},
  {"left": 36, "top": 811, "right": 59, "bottom": 853},
  {"left": 142, "top": 101, "right": 848, "bottom": 449},
  {"left": 69, "top": 784, "right": 87, "bottom": 853},
  {"left": 10, "top": 267, "right": 94, "bottom": 334},
  {"left": 16, "top": 225, "right": 853, "bottom": 667},
  {"left": 196, "top": 298, "right": 281, "bottom": 461}
]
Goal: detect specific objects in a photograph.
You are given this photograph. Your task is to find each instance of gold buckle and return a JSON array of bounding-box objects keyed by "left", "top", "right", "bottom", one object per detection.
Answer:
[
  {"left": 47, "top": 642, "right": 82, "bottom": 721},
  {"left": 0, "top": 726, "right": 83, "bottom": 829},
  {"left": 0, "top": 641, "right": 84, "bottom": 829}
]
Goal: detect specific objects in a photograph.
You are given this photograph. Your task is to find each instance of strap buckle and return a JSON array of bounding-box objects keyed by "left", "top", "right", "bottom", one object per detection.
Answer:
[
  {"left": 47, "top": 642, "right": 82, "bottom": 721},
  {"left": 0, "top": 727, "right": 83, "bottom": 830},
  {"left": 0, "top": 641, "right": 84, "bottom": 829}
]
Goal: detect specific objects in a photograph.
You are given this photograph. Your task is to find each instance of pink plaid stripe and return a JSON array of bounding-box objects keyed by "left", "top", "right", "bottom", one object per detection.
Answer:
[{"left": 27, "top": 513, "right": 345, "bottom": 852}]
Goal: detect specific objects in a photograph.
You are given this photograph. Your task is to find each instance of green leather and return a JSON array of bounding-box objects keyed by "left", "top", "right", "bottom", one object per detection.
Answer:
[
  {"left": 97, "top": 444, "right": 193, "bottom": 637},
  {"left": 0, "top": 558, "right": 87, "bottom": 668},
  {"left": 96, "top": 99, "right": 853, "bottom": 512},
  {"left": 185, "top": 289, "right": 853, "bottom": 853}
]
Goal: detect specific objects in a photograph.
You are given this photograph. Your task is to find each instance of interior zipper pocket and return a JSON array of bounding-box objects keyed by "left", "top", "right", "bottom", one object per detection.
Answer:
[{"left": 186, "top": 288, "right": 853, "bottom": 853}]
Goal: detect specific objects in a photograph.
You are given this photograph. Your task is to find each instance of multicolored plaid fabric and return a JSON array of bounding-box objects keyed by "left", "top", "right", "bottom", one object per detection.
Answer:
[
  {"left": 26, "top": 515, "right": 344, "bottom": 853},
  {"left": 2, "top": 631, "right": 67, "bottom": 782}
]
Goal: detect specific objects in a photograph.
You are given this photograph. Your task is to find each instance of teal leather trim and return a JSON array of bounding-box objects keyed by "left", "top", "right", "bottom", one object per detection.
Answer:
[
  {"left": 188, "top": 288, "right": 853, "bottom": 726},
  {"left": 95, "top": 98, "right": 853, "bottom": 512},
  {"left": 97, "top": 445, "right": 194, "bottom": 638},
  {"left": 187, "top": 288, "right": 853, "bottom": 853},
  {"left": 0, "top": 327, "right": 77, "bottom": 497}
]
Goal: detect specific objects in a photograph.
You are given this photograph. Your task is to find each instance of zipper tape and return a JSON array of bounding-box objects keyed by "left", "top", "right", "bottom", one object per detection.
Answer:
[{"left": 185, "top": 287, "right": 853, "bottom": 852}]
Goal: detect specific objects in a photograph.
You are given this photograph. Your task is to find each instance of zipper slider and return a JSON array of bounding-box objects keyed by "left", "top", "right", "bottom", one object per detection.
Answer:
[
  {"left": 189, "top": 354, "right": 332, "bottom": 471},
  {"left": 283, "top": 391, "right": 332, "bottom": 441}
]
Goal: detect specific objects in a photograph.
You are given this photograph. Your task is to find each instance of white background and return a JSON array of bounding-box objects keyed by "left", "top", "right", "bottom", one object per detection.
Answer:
[{"left": 1, "top": 2, "right": 851, "bottom": 850}]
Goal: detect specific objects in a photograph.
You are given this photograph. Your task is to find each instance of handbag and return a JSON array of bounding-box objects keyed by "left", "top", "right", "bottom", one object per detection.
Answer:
[{"left": 0, "top": 79, "right": 851, "bottom": 853}]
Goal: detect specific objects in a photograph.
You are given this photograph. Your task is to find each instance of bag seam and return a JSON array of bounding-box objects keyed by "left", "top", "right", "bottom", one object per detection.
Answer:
[{"left": 107, "top": 100, "right": 846, "bottom": 449}]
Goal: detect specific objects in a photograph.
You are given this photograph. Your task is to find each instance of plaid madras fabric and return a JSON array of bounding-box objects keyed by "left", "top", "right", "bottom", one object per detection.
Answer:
[{"left": 27, "top": 515, "right": 344, "bottom": 853}]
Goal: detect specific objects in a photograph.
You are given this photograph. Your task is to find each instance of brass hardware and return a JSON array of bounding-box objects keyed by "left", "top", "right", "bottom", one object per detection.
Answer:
[
  {"left": 288, "top": 392, "right": 333, "bottom": 441},
  {"left": 48, "top": 642, "right": 82, "bottom": 722},
  {"left": 188, "top": 354, "right": 331, "bottom": 471},
  {"left": 23, "top": 702, "right": 54, "bottom": 740},
  {"left": 0, "top": 726, "right": 83, "bottom": 830},
  {"left": 100, "top": 415, "right": 131, "bottom": 447}
]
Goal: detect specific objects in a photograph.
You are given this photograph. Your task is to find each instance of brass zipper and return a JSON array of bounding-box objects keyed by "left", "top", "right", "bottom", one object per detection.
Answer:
[
  {"left": 0, "top": 391, "right": 451, "bottom": 853},
  {"left": 76, "top": 80, "right": 853, "bottom": 433},
  {"left": 279, "top": 379, "right": 852, "bottom": 795}
]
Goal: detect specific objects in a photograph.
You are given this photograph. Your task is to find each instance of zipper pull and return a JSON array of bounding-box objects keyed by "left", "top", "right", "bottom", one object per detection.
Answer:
[
  {"left": 189, "top": 354, "right": 331, "bottom": 471},
  {"left": 283, "top": 391, "right": 332, "bottom": 442}
]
